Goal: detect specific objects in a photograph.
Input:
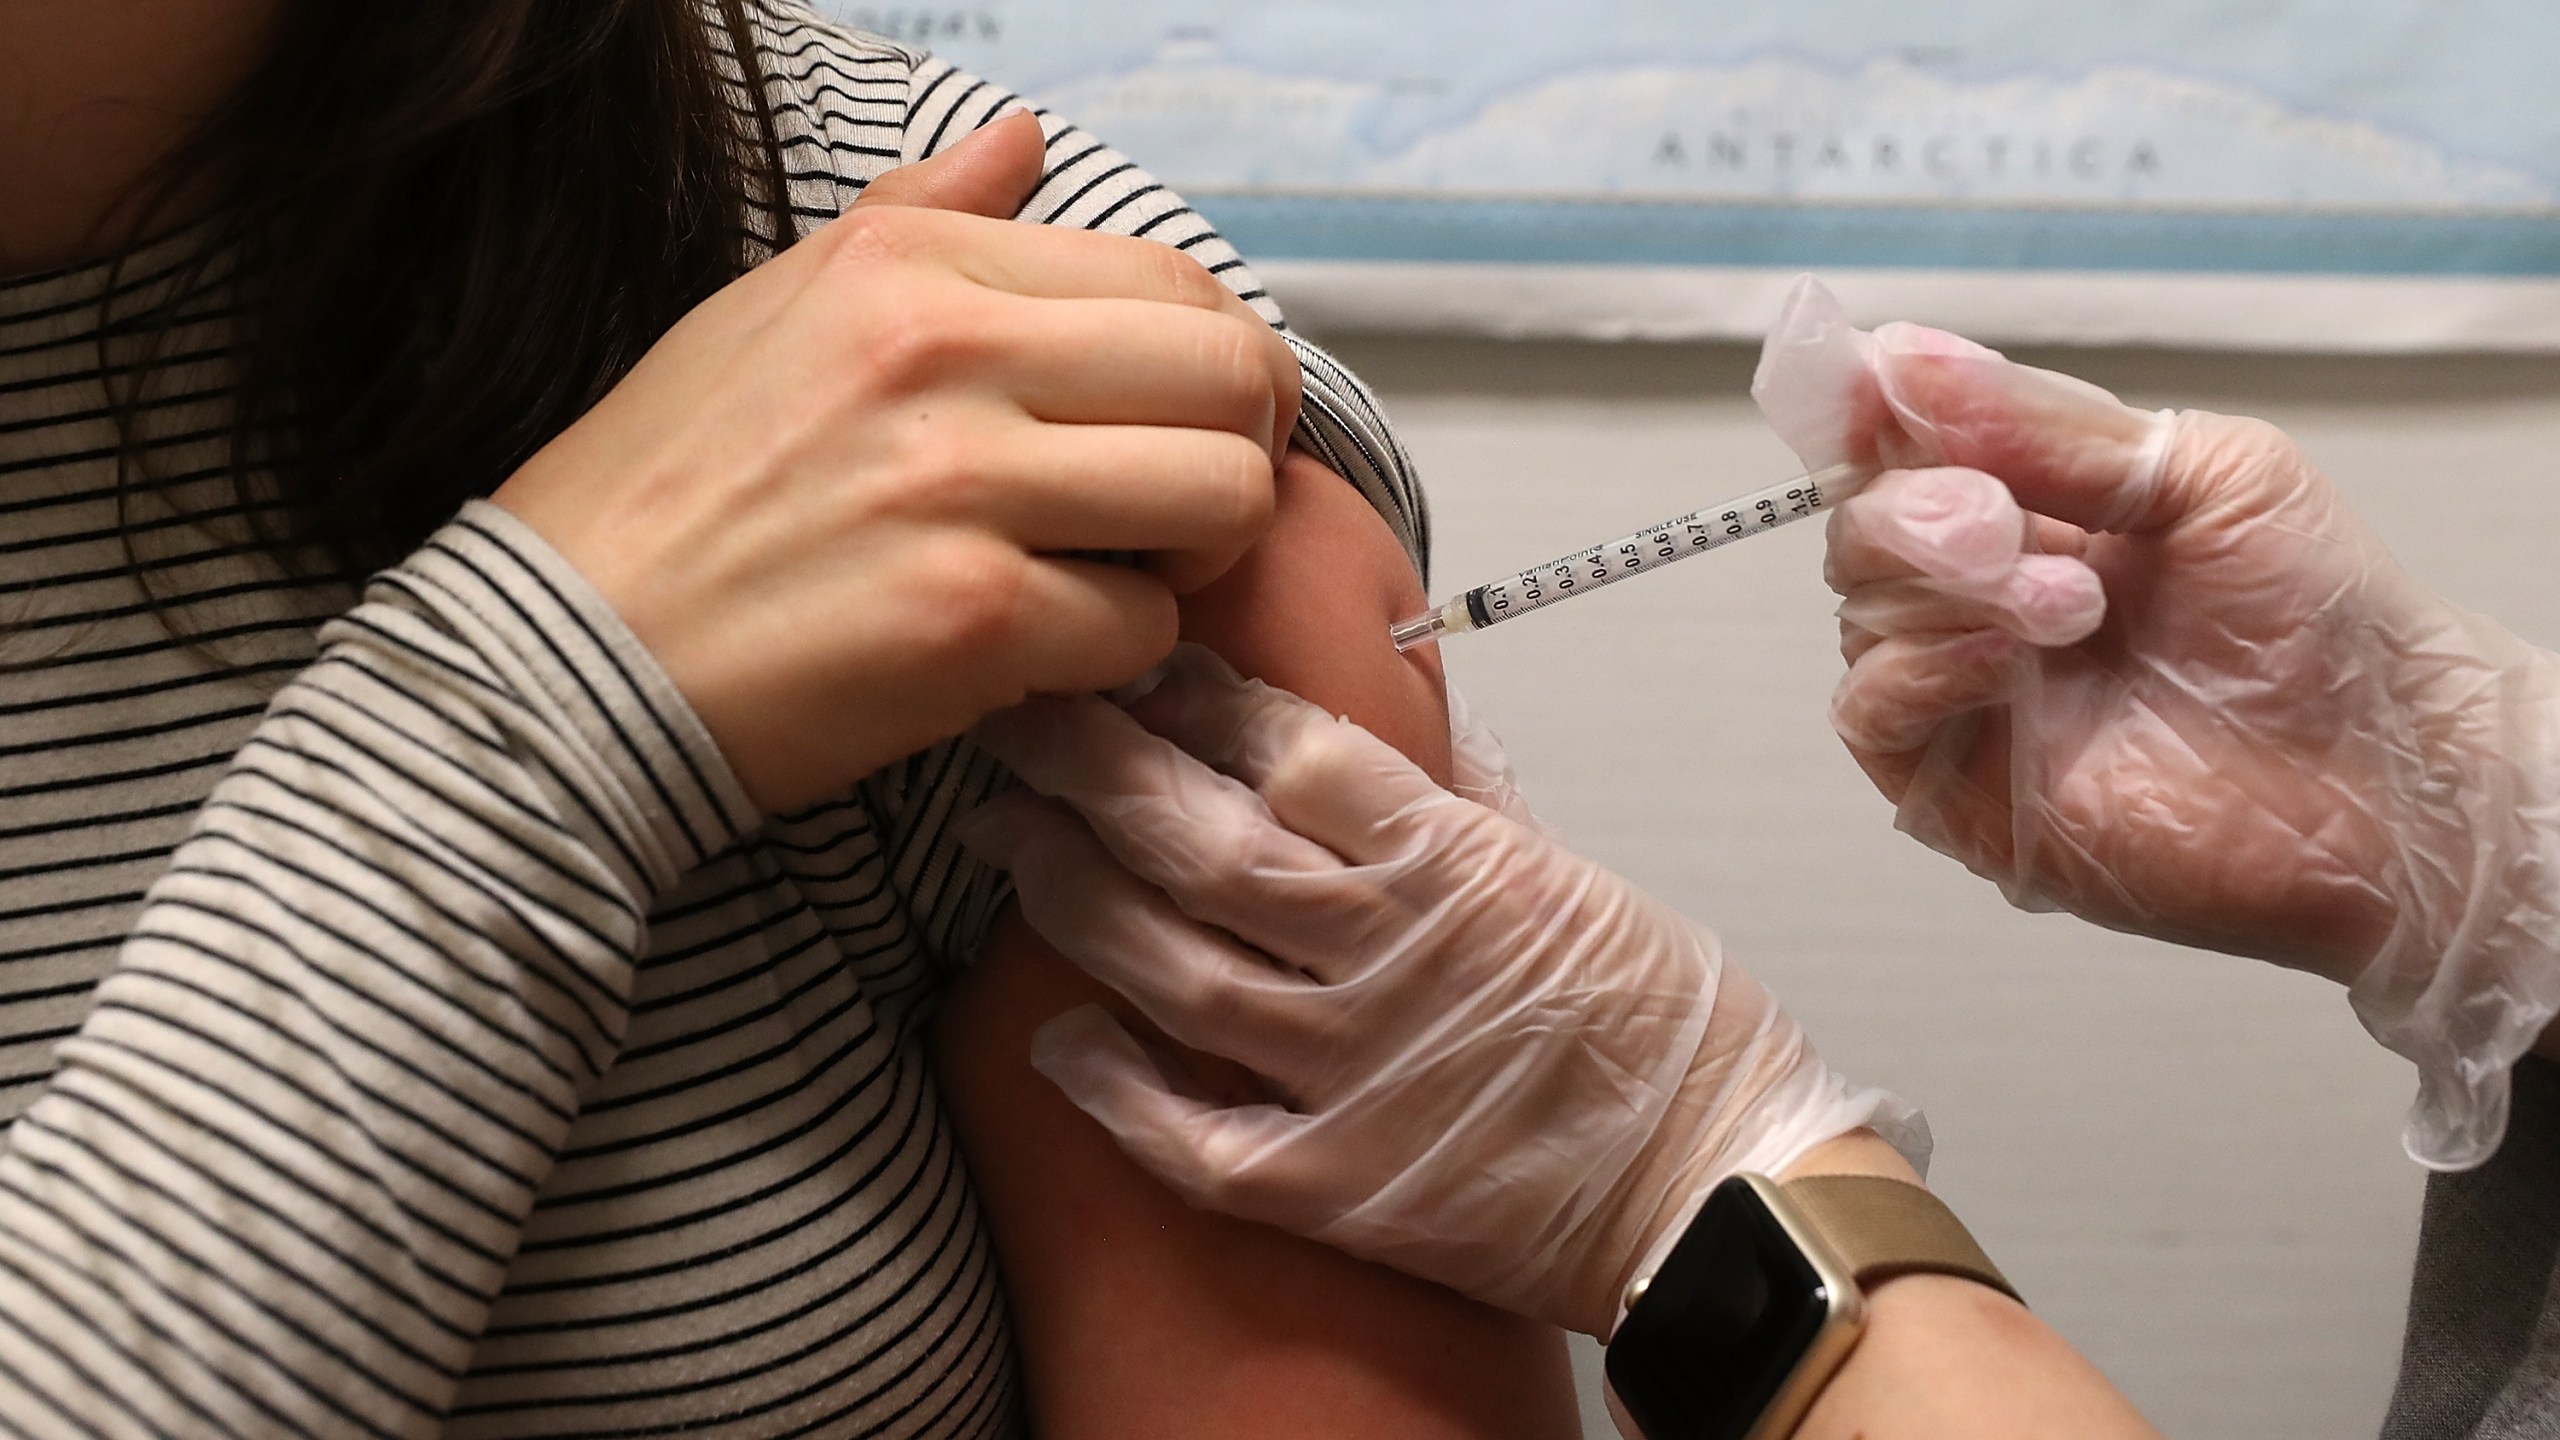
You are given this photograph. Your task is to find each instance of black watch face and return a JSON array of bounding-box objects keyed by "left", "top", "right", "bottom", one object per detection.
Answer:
[{"left": 1605, "top": 1177, "right": 1836, "bottom": 1440}]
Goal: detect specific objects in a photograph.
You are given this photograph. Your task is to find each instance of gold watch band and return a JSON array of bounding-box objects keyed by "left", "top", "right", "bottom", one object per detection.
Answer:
[{"left": 1780, "top": 1174, "right": 2021, "bottom": 1303}]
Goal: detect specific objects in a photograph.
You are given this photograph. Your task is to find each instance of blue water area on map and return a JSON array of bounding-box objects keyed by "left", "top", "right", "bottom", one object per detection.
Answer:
[
  {"left": 848, "top": 0, "right": 2560, "bottom": 190},
  {"left": 1196, "top": 196, "right": 2560, "bottom": 276}
]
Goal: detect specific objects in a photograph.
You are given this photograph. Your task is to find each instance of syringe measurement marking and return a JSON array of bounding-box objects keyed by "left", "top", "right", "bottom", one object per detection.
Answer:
[
  {"left": 1392, "top": 458, "right": 1873, "bottom": 650},
  {"left": 1465, "top": 479, "right": 1829, "bottom": 630},
  {"left": 1388, "top": 461, "right": 1867, "bottom": 651}
]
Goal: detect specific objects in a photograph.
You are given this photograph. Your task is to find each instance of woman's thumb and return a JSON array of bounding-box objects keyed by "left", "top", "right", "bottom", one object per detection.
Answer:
[{"left": 852, "top": 107, "right": 1047, "bottom": 218}]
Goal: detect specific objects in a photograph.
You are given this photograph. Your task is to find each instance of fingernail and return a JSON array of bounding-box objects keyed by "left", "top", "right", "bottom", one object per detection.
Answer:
[
  {"left": 944, "top": 104, "right": 1035, "bottom": 157},
  {"left": 984, "top": 103, "right": 1041, "bottom": 140}
]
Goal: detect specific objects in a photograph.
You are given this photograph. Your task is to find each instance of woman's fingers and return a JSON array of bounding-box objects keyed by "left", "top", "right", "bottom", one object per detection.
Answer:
[
  {"left": 1001, "top": 556, "right": 1184, "bottom": 697},
  {"left": 818, "top": 202, "right": 1242, "bottom": 311},
  {"left": 780, "top": 283, "right": 1291, "bottom": 593},
  {"left": 847, "top": 108, "right": 1048, "bottom": 218},
  {"left": 990, "top": 295, "right": 1293, "bottom": 433},
  {"left": 495, "top": 129, "right": 1311, "bottom": 815},
  {"left": 963, "top": 422, "right": 1273, "bottom": 590},
  {"left": 808, "top": 205, "right": 1302, "bottom": 465},
  {"left": 1830, "top": 629, "right": 2024, "bottom": 756}
]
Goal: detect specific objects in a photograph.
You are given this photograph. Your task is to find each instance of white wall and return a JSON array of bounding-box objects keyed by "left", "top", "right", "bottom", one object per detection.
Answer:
[{"left": 1306, "top": 330, "right": 2560, "bottom": 1440}]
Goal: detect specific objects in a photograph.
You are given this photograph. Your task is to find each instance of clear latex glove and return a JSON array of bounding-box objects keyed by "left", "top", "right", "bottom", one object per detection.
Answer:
[
  {"left": 1444, "top": 680, "right": 1555, "bottom": 835},
  {"left": 959, "top": 646, "right": 1924, "bottom": 1337},
  {"left": 1757, "top": 277, "right": 2560, "bottom": 1169}
]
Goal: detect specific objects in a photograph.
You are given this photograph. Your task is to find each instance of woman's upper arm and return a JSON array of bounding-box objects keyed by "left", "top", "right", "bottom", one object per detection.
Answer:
[{"left": 929, "top": 451, "right": 1582, "bottom": 1439}]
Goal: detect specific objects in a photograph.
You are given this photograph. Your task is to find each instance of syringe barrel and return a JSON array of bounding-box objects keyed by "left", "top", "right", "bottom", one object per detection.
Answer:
[{"left": 1454, "top": 461, "right": 1863, "bottom": 635}]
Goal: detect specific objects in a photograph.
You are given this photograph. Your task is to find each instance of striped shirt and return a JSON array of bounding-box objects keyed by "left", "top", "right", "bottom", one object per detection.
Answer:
[{"left": 0, "top": 8, "right": 1426, "bottom": 1438}]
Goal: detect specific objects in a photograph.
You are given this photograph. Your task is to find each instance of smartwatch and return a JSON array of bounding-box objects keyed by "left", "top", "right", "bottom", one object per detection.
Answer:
[{"left": 1602, "top": 1173, "right": 2017, "bottom": 1440}]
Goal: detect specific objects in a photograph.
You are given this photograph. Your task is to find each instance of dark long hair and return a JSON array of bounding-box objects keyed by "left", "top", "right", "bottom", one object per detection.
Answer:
[{"left": 105, "top": 0, "right": 790, "bottom": 585}]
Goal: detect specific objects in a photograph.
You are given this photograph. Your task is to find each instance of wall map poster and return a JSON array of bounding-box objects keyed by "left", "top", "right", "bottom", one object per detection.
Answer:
[{"left": 825, "top": 1, "right": 2560, "bottom": 349}]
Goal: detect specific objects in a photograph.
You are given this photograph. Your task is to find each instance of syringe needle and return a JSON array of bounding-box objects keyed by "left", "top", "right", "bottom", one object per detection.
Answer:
[{"left": 1390, "top": 461, "right": 1868, "bottom": 652}]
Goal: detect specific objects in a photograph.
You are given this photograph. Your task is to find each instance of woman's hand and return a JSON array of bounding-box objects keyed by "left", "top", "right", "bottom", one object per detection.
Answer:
[
  {"left": 1760, "top": 279, "right": 2560, "bottom": 1167},
  {"left": 492, "top": 112, "right": 1300, "bottom": 814},
  {"left": 957, "top": 646, "right": 1919, "bottom": 1338}
]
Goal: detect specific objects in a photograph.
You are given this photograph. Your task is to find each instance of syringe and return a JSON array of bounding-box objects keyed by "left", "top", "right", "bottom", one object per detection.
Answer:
[{"left": 1389, "top": 461, "right": 1869, "bottom": 652}]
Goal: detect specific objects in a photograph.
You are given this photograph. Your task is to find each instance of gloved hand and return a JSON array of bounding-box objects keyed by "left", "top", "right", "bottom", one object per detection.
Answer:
[
  {"left": 958, "top": 646, "right": 1923, "bottom": 1338},
  {"left": 1758, "top": 278, "right": 2560, "bottom": 1169}
]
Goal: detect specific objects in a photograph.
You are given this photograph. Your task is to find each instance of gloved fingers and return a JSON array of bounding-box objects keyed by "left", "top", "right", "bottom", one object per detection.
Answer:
[
  {"left": 1826, "top": 469, "right": 2106, "bottom": 645},
  {"left": 1746, "top": 279, "right": 2176, "bottom": 533},
  {"left": 1031, "top": 1005, "right": 1320, "bottom": 1216},
  {"left": 1836, "top": 556, "right": 2106, "bottom": 648},
  {"left": 1840, "top": 616, "right": 1886, "bottom": 666},
  {"left": 1749, "top": 276, "right": 1893, "bottom": 472},
  {"left": 956, "top": 791, "right": 1339, "bottom": 1079},
  {"left": 1128, "top": 646, "right": 1489, "bottom": 869},
  {"left": 975, "top": 686, "right": 1237, "bottom": 819},
  {"left": 2151, "top": 409, "right": 2330, "bottom": 524},
  {"left": 1868, "top": 322, "right": 2177, "bottom": 535},
  {"left": 1256, "top": 716, "right": 1530, "bottom": 876},
  {"left": 1825, "top": 467, "right": 2028, "bottom": 593},
  {"left": 980, "top": 680, "right": 1451, "bottom": 987},
  {"left": 973, "top": 687, "right": 1348, "bottom": 892},
  {"left": 1830, "top": 628, "right": 2025, "bottom": 756},
  {"left": 1446, "top": 682, "right": 1552, "bottom": 834},
  {"left": 1117, "top": 642, "right": 1304, "bottom": 781}
]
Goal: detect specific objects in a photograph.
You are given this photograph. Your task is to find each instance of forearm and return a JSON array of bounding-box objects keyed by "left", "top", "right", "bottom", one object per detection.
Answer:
[
  {"left": 0, "top": 506, "right": 750, "bottom": 1435},
  {"left": 1776, "top": 1134, "right": 2159, "bottom": 1440}
]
